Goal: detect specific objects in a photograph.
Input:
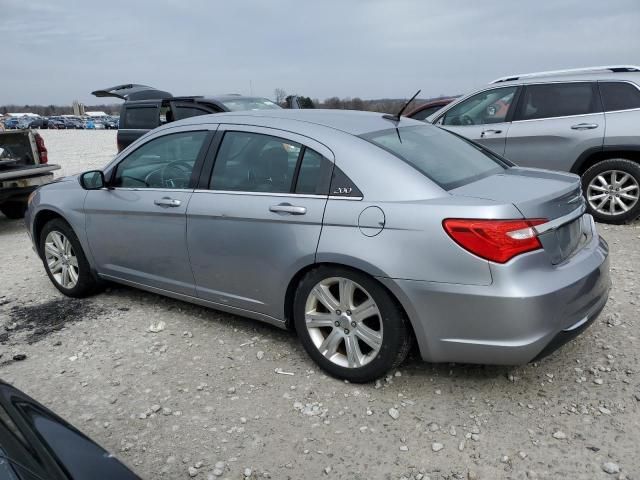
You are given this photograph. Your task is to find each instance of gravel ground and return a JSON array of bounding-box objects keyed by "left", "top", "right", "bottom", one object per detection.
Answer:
[{"left": 1, "top": 131, "right": 639, "bottom": 480}]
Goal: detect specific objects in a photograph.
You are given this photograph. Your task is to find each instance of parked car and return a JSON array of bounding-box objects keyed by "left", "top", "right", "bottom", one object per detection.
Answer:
[
  {"left": 404, "top": 98, "right": 454, "bottom": 121},
  {"left": 26, "top": 110, "right": 610, "bottom": 382},
  {"left": 47, "top": 118, "right": 66, "bottom": 129},
  {"left": 427, "top": 65, "right": 640, "bottom": 224},
  {"left": 4, "top": 117, "right": 20, "bottom": 129},
  {"left": 92, "top": 83, "right": 281, "bottom": 151},
  {"left": 1, "top": 129, "right": 59, "bottom": 218},
  {"left": 0, "top": 380, "right": 139, "bottom": 479}
]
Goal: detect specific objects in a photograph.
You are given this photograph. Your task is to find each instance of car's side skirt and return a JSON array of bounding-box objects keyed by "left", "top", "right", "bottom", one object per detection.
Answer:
[{"left": 98, "top": 273, "right": 287, "bottom": 329}]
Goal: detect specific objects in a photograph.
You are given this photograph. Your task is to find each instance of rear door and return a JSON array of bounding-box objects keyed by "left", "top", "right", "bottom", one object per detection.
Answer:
[
  {"left": 186, "top": 125, "right": 333, "bottom": 320},
  {"left": 434, "top": 85, "right": 519, "bottom": 155},
  {"left": 504, "top": 82, "right": 605, "bottom": 171}
]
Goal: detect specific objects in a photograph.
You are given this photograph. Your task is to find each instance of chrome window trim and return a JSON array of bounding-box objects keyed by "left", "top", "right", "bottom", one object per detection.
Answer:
[
  {"left": 192, "top": 189, "right": 363, "bottom": 200},
  {"left": 105, "top": 187, "right": 194, "bottom": 193},
  {"left": 510, "top": 111, "right": 603, "bottom": 123},
  {"left": 432, "top": 84, "right": 520, "bottom": 125}
]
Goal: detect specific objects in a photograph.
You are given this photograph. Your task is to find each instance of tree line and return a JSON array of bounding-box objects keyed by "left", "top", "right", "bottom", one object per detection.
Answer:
[{"left": 275, "top": 88, "right": 457, "bottom": 113}]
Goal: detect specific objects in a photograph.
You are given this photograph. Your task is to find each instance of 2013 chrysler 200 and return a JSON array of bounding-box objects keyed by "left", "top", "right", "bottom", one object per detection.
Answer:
[{"left": 26, "top": 110, "right": 610, "bottom": 382}]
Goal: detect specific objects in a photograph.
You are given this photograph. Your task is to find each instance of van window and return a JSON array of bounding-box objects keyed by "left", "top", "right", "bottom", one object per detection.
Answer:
[
  {"left": 515, "top": 82, "right": 599, "bottom": 120},
  {"left": 599, "top": 82, "right": 640, "bottom": 112},
  {"left": 123, "top": 106, "right": 160, "bottom": 129}
]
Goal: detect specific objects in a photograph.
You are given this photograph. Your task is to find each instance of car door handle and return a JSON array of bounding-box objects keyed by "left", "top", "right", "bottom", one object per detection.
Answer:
[
  {"left": 571, "top": 123, "right": 599, "bottom": 130},
  {"left": 154, "top": 197, "right": 181, "bottom": 207},
  {"left": 269, "top": 203, "right": 307, "bottom": 215},
  {"left": 480, "top": 129, "right": 502, "bottom": 137}
]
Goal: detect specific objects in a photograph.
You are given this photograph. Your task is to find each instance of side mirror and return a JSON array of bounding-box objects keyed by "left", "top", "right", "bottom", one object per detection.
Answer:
[{"left": 80, "top": 170, "right": 106, "bottom": 190}]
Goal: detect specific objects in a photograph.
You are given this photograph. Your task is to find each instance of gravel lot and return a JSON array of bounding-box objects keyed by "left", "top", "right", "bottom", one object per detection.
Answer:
[{"left": 1, "top": 130, "right": 639, "bottom": 479}]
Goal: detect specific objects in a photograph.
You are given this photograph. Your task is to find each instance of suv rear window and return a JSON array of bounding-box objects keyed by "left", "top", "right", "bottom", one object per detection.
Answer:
[
  {"left": 123, "top": 106, "right": 159, "bottom": 129},
  {"left": 361, "top": 125, "right": 507, "bottom": 190},
  {"left": 599, "top": 82, "right": 640, "bottom": 112},
  {"left": 516, "top": 82, "right": 599, "bottom": 120}
]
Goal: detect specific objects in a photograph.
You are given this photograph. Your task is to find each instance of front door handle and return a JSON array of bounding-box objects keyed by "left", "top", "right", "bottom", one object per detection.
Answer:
[
  {"left": 571, "top": 123, "right": 599, "bottom": 130},
  {"left": 154, "top": 197, "right": 181, "bottom": 207},
  {"left": 480, "top": 129, "right": 502, "bottom": 137},
  {"left": 269, "top": 203, "right": 307, "bottom": 215}
]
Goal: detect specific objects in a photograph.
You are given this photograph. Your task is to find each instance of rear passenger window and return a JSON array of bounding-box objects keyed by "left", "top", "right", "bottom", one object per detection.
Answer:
[
  {"left": 516, "top": 83, "right": 599, "bottom": 120},
  {"left": 599, "top": 82, "right": 640, "bottom": 112},
  {"left": 123, "top": 106, "right": 160, "bottom": 129},
  {"left": 210, "top": 131, "right": 301, "bottom": 193},
  {"left": 295, "top": 148, "right": 333, "bottom": 195}
]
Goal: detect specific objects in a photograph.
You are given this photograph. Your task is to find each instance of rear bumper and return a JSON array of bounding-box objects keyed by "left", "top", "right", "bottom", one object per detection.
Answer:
[{"left": 380, "top": 230, "right": 610, "bottom": 365}]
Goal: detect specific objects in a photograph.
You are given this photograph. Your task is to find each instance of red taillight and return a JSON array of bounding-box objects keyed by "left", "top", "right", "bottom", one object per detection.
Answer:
[
  {"left": 443, "top": 218, "right": 547, "bottom": 263},
  {"left": 35, "top": 133, "right": 48, "bottom": 164}
]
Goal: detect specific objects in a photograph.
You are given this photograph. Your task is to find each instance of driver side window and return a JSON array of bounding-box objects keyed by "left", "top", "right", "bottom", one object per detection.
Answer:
[
  {"left": 442, "top": 86, "right": 517, "bottom": 126},
  {"left": 114, "top": 131, "right": 208, "bottom": 189}
]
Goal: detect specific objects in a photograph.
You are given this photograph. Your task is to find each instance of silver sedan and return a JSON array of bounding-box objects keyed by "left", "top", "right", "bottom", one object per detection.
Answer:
[{"left": 26, "top": 110, "right": 610, "bottom": 382}]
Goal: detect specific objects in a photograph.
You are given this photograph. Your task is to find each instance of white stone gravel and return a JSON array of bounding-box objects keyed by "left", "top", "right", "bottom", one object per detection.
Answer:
[{"left": 0, "top": 131, "right": 639, "bottom": 479}]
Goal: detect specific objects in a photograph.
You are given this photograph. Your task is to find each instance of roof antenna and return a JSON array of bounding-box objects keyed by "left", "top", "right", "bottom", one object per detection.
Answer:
[{"left": 382, "top": 89, "right": 421, "bottom": 122}]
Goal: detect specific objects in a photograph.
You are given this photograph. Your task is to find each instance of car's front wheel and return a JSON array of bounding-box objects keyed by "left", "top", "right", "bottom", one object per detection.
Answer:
[
  {"left": 582, "top": 158, "right": 640, "bottom": 224},
  {"left": 294, "top": 266, "right": 412, "bottom": 383},
  {"left": 40, "top": 218, "right": 100, "bottom": 297}
]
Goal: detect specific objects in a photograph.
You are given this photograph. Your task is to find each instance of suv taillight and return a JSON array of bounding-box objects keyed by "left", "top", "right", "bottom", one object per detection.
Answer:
[
  {"left": 443, "top": 218, "right": 547, "bottom": 263},
  {"left": 35, "top": 133, "right": 48, "bottom": 164}
]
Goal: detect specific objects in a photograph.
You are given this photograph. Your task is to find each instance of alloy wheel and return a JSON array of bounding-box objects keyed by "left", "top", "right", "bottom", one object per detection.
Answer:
[
  {"left": 305, "top": 277, "right": 383, "bottom": 368},
  {"left": 44, "top": 231, "right": 79, "bottom": 289},
  {"left": 587, "top": 169, "right": 639, "bottom": 216}
]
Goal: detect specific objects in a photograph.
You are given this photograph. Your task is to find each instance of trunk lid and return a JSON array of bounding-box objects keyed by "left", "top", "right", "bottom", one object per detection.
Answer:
[{"left": 450, "top": 167, "right": 587, "bottom": 264}]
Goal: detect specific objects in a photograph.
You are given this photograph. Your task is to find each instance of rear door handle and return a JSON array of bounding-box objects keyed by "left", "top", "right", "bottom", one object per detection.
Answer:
[
  {"left": 480, "top": 129, "right": 502, "bottom": 137},
  {"left": 571, "top": 123, "right": 599, "bottom": 130},
  {"left": 269, "top": 203, "right": 307, "bottom": 215},
  {"left": 154, "top": 197, "right": 181, "bottom": 207}
]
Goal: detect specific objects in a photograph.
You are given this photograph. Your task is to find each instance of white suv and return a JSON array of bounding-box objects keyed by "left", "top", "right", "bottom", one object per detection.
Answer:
[{"left": 428, "top": 65, "right": 640, "bottom": 224}]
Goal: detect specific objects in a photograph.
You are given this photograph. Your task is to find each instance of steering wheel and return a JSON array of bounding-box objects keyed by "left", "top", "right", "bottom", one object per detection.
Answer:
[
  {"left": 144, "top": 161, "right": 192, "bottom": 188},
  {"left": 460, "top": 115, "right": 475, "bottom": 126}
]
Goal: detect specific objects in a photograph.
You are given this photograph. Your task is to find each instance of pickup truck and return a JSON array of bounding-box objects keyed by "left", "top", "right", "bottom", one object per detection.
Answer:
[{"left": 0, "top": 129, "right": 60, "bottom": 218}]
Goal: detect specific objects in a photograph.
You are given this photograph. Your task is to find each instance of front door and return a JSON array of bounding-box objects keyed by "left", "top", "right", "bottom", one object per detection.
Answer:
[
  {"left": 504, "top": 82, "right": 605, "bottom": 172},
  {"left": 187, "top": 126, "right": 333, "bottom": 320},
  {"left": 435, "top": 85, "right": 519, "bottom": 156},
  {"left": 85, "top": 129, "right": 212, "bottom": 295}
]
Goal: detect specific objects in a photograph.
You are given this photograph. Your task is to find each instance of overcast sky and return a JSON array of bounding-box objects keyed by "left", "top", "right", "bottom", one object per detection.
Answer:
[{"left": 2, "top": 0, "right": 639, "bottom": 105}]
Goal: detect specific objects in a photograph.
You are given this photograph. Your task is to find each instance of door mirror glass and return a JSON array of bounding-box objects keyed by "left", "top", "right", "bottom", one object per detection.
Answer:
[{"left": 80, "top": 170, "right": 105, "bottom": 190}]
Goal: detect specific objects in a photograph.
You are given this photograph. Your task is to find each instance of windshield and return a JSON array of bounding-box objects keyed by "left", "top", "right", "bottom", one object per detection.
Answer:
[
  {"left": 220, "top": 97, "right": 281, "bottom": 112},
  {"left": 361, "top": 125, "right": 508, "bottom": 190}
]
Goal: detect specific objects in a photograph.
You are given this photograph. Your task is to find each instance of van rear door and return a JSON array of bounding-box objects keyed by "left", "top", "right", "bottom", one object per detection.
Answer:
[{"left": 91, "top": 84, "right": 173, "bottom": 101}]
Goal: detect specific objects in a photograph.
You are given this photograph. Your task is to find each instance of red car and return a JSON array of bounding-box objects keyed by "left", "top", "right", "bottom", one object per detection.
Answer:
[{"left": 404, "top": 98, "right": 454, "bottom": 121}]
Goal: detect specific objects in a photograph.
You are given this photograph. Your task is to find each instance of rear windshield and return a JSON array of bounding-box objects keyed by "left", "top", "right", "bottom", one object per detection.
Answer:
[
  {"left": 361, "top": 125, "right": 507, "bottom": 190},
  {"left": 220, "top": 97, "right": 281, "bottom": 112}
]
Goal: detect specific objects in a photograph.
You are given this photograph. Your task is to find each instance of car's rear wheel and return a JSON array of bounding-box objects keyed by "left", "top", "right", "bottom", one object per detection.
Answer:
[
  {"left": 294, "top": 266, "right": 412, "bottom": 383},
  {"left": 582, "top": 159, "right": 640, "bottom": 224},
  {"left": 0, "top": 201, "right": 27, "bottom": 219},
  {"left": 40, "top": 218, "right": 100, "bottom": 298}
]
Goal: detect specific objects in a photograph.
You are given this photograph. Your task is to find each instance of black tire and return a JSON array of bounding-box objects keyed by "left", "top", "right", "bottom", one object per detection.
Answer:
[
  {"left": 39, "top": 218, "right": 100, "bottom": 298},
  {"left": 0, "top": 201, "right": 27, "bottom": 219},
  {"left": 582, "top": 158, "right": 640, "bottom": 224},
  {"left": 294, "top": 266, "right": 412, "bottom": 383}
]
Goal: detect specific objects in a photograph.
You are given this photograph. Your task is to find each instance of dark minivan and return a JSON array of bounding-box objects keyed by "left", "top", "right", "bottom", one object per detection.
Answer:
[{"left": 92, "top": 84, "right": 281, "bottom": 152}]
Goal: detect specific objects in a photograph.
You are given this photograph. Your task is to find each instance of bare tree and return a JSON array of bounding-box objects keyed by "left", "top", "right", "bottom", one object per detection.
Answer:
[{"left": 274, "top": 88, "right": 287, "bottom": 105}]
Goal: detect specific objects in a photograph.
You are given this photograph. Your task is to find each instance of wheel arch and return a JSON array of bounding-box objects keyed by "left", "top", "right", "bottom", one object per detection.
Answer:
[
  {"left": 571, "top": 146, "right": 640, "bottom": 176},
  {"left": 33, "top": 209, "right": 68, "bottom": 256},
  {"left": 283, "top": 261, "right": 418, "bottom": 352}
]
